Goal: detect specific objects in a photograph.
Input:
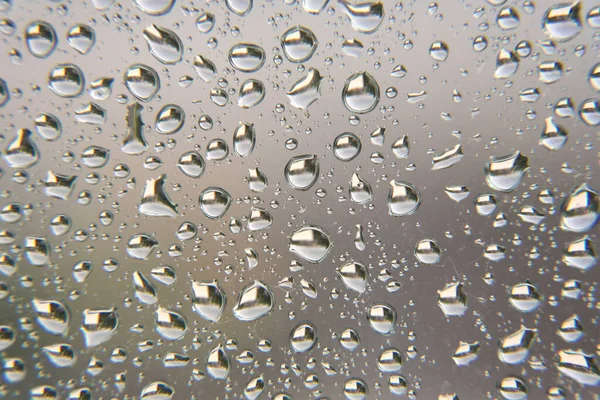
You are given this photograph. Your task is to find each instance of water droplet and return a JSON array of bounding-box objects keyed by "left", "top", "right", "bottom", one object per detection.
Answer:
[
  {"left": 199, "top": 187, "right": 232, "bottom": 219},
  {"left": 539, "top": 117, "right": 568, "bottom": 151},
  {"left": 206, "top": 138, "right": 229, "bottom": 160},
  {"left": 156, "top": 104, "right": 185, "bottom": 134},
  {"left": 133, "top": 271, "right": 157, "bottom": 304},
  {"left": 4, "top": 128, "right": 39, "bottom": 168},
  {"left": 139, "top": 174, "right": 178, "bottom": 217},
  {"left": 191, "top": 280, "right": 226, "bottom": 322},
  {"left": 349, "top": 173, "right": 372, "bottom": 204},
  {"left": 494, "top": 49, "right": 520, "bottom": 79},
  {"left": 238, "top": 79, "right": 265, "bottom": 108},
  {"left": 233, "top": 121, "right": 256, "bottom": 157},
  {"left": 244, "top": 377, "right": 265, "bottom": 400},
  {"left": 141, "top": 381, "right": 175, "bottom": 399},
  {"left": 0, "top": 326, "right": 15, "bottom": 351},
  {"left": 25, "top": 21, "right": 57, "bottom": 58},
  {"left": 284, "top": 154, "right": 319, "bottom": 190},
  {"left": 226, "top": 0, "right": 253, "bottom": 15},
  {"left": 560, "top": 183, "right": 598, "bottom": 232},
  {"left": 342, "top": 38, "right": 364, "bottom": 57},
  {"left": 368, "top": 303, "right": 396, "bottom": 334},
  {"left": 34, "top": 113, "right": 61, "bottom": 141},
  {"left": 391, "top": 135, "right": 410, "bottom": 159},
  {"left": 445, "top": 185, "right": 470, "bottom": 202},
  {"left": 177, "top": 151, "right": 205, "bottom": 178},
  {"left": 453, "top": 341, "right": 480, "bottom": 366},
  {"left": 81, "top": 145, "right": 110, "bottom": 168},
  {"left": 32, "top": 298, "right": 69, "bottom": 335},
  {"left": 415, "top": 239, "right": 441, "bottom": 264},
  {"left": 429, "top": 41, "right": 449, "bottom": 61},
  {"left": 233, "top": 281, "right": 274, "bottom": 321},
  {"left": 338, "top": 261, "right": 367, "bottom": 293},
  {"left": 281, "top": 26, "right": 318, "bottom": 63},
  {"left": 497, "top": 6, "right": 520, "bottom": 30},
  {"left": 25, "top": 236, "right": 50, "bottom": 266},
  {"left": 206, "top": 345, "right": 230, "bottom": 379},
  {"left": 339, "top": 0, "right": 384, "bottom": 33},
  {"left": 498, "top": 325, "right": 537, "bottom": 364},
  {"left": 44, "top": 171, "right": 77, "bottom": 200},
  {"left": 484, "top": 151, "right": 528, "bottom": 192},
  {"left": 3, "top": 358, "right": 26, "bottom": 383},
  {"left": 388, "top": 375, "right": 408, "bottom": 396},
  {"left": 134, "top": 0, "right": 175, "bottom": 15},
  {"left": 344, "top": 377, "right": 369, "bottom": 399},
  {"left": 196, "top": 12, "right": 215, "bottom": 33},
  {"left": 248, "top": 168, "right": 268, "bottom": 192},
  {"left": 155, "top": 307, "right": 187, "bottom": 340},
  {"left": 437, "top": 282, "right": 467, "bottom": 316},
  {"left": 538, "top": 61, "right": 563, "bottom": 84},
  {"left": 229, "top": 43, "right": 265, "bottom": 72},
  {"left": 125, "top": 64, "right": 160, "bottom": 101},
  {"left": 431, "top": 144, "right": 463, "bottom": 170},
  {"left": 0, "top": 78, "right": 8, "bottom": 107},
  {"left": 339, "top": 328, "right": 360, "bottom": 351},
  {"left": 48, "top": 64, "right": 84, "bottom": 97},
  {"left": 290, "top": 321, "right": 317, "bottom": 352},
  {"left": 473, "top": 35, "right": 488, "bottom": 52},
  {"left": 143, "top": 24, "right": 183, "bottom": 64},
  {"left": 193, "top": 55, "right": 217, "bottom": 82},
  {"left": 303, "top": 0, "right": 328, "bottom": 14},
  {"left": 508, "top": 281, "right": 541, "bottom": 313},
  {"left": 563, "top": 236, "right": 596, "bottom": 271},
  {"left": 558, "top": 314, "right": 583, "bottom": 342},
  {"left": 42, "top": 343, "right": 76, "bottom": 368},
  {"left": 286, "top": 68, "right": 323, "bottom": 109},
  {"left": 342, "top": 71, "right": 380, "bottom": 113},
  {"left": 378, "top": 348, "right": 403, "bottom": 372},
  {"left": 151, "top": 265, "right": 176, "bottom": 285},
  {"left": 542, "top": 2, "right": 582, "bottom": 42},
  {"left": 289, "top": 226, "right": 332, "bottom": 263},
  {"left": 497, "top": 376, "right": 528, "bottom": 400},
  {"left": 126, "top": 233, "right": 158, "bottom": 260},
  {"left": 557, "top": 349, "right": 600, "bottom": 386},
  {"left": 210, "top": 88, "right": 229, "bottom": 106},
  {"left": 388, "top": 181, "right": 420, "bottom": 216},
  {"left": 67, "top": 24, "right": 95, "bottom": 54},
  {"left": 579, "top": 99, "right": 600, "bottom": 126},
  {"left": 81, "top": 307, "right": 118, "bottom": 347},
  {"left": 122, "top": 102, "right": 148, "bottom": 154}
]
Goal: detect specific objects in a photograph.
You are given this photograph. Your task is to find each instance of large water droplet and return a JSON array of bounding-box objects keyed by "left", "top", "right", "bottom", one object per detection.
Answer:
[
  {"left": 191, "top": 280, "right": 226, "bottom": 322},
  {"left": 342, "top": 71, "right": 380, "bottom": 113},
  {"left": 333, "top": 132, "right": 361, "bottom": 161},
  {"left": 542, "top": 2, "right": 582, "bottom": 42},
  {"left": 338, "top": 261, "right": 367, "bottom": 293},
  {"left": 562, "top": 236, "right": 596, "bottom": 271},
  {"left": 177, "top": 151, "right": 204, "bottom": 178},
  {"left": 4, "top": 128, "right": 39, "bottom": 168},
  {"left": 290, "top": 321, "right": 317, "bottom": 352},
  {"left": 126, "top": 233, "right": 158, "bottom": 260},
  {"left": 233, "top": 281, "right": 274, "bottom": 321},
  {"left": 233, "top": 121, "right": 256, "bottom": 157},
  {"left": 484, "top": 151, "right": 528, "bottom": 192},
  {"left": 81, "top": 307, "right": 118, "bottom": 347},
  {"left": 42, "top": 343, "right": 76, "bottom": 368},
  {"left": 286, "top": 68, "right": 323, "bottom": 109},
  {"left": 32, "top": 299, "right": 69, "bottom": 335},
  {"left": 453, "top": 341, "right": 480, "bottom": 366},
  {"left": 497, "top": 376, "right": 528, "bottom": 400},
  {"left": 557, "top": 349, "right": 600, "bottom": 386},
  {"left": 196, "top": 12, "right": 215, "bottom": 33},
  {"left": 344, "top": 377, "right": 368, "bottom": 400},
  {"left": 377, "top": 348, "right": 403, "bottom": 372},
  {"left": 508, "top": 281, "right": 541, "bottom": 313},
  {"left": 429, "top": 41, "right": 449, "bottom": 61},
  {"left": 155, "top": 307, "right": 187, "bottom": 340},
  {"left": 155, "top": 104, "right": 185, "bottom": 134},
  {"left": 25, "top": 21, "right": 57, "bottom": 58},
  {"left": 494, "top": 49, "right": 520, "bottom": 79},
  {"left": 125, "top": 64, "right": 160, "bottom": 101},
  {"left": 560, "top": 183, "right": 599, "bottom": 232},
  {"left": 437, "top": 282, "right": 467, "bottom": 316},
  {"left": 199, "top": 187, "right": 232, "bottom": 219},
  {"left": 133, "top": 271, "right": 157, "bottom": 304},
  {"left": 226, "top": 0, "right": 252, "bottom": 15},
  {"left": 540, "top": 117, "right": 568, "bottom": 150},
  {"left": 122, "top": 102, "right": 148, "bottom": 154},
  {"left": 339, "top": 0, "right": 384, "bottom": 33},
  {"left": 349, "top": 173, "right": 372, "bottom": 204},
  {"left": 25, "top": 236, "right": 50, "bottom": 266},
  {"left": 368, "top": 303, "right": 396, "bottom": 334},
  {"left": 388, "top": 181, "right": 420, "bottom": 216},
  {"left": 238, "top": 79, "right": 265, "bottom": 108},
  {"left": 289, "top": 226, "right": 332, "bottom": 263},
  {"left": 498, "top": 325, "right": 537, "bottom": 364},
  {"left": 143, "top": 24, "right": 183, "bottom": 64},
  {"left": 67, "top": 24, "right": 95, "bottom": 54},
  {"left": 229, "top": 43, "right": 265, "bottom": 72},
  {"left": 139, "top": 175, "right": 178, "bottom": 217},
  {"left": 192, "top": 55, "right": 217, "bottom": 82},
  {"left": 284, "top": 154, "right": 319, "bottom": 190},
  {"left": 206, "top": 345, "right": 230, "bottom": 379},
  {"left": 134, "top": 0, "right": 175, "bottom": 15},
  {"left": 48, "top": 64, "right": 84, "bottom": 97},
  {"left": 281, "top": 26, "right": 318, "bottom": 62}
]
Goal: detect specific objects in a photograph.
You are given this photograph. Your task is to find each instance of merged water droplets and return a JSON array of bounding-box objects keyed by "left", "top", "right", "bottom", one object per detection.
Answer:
[{"left": 286, "top": 68, "right": 323, "bottom": 109}]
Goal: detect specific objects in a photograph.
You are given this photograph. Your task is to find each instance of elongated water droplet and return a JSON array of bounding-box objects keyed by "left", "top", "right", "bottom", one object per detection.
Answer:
[
  {"left": 25, "top": 236, "right": 50, "bottom": 266},
  {"left": 125, "top": 64, "right": 160, "bottom": 102},
  {"left": 122, "top": 102, "right": 148, "bottom": 154},
  {"left": 191, "top": 280, "right": 226, "bottom": 322},
  {"left": 338, "top": 261, "right": 367, "bottom": 293},
  {"left": 494, "top": 49, "right": 519, "bottom": 79},
  {"left": 339, "top": 0, "right": 384, "bottom": 33},
  {"left": 431, "top": 144, "right": 463, "bottom": 170},
  {"left": 354, "top": 224, "right": 366, "bottom": 251},
  {"left": 193, "top": 55, "right": 217, "bottom": 82},
  {"left": 289, "top": 225, "right": 332, "bottom": 263},
  {"left": 206, "top": 138, "right": 229, "bottom": 160},
  {"left": 4, "top": 128, "right": 39, "bottom": 168},
  {"left": 342, "top": 71, "right": 380, "bottom": 113},
  {"left": 141, "top": 382, "right": 175, "bottom": 399},
  {"left": 286, "top": 68, "right": 323, "bottom": 109},
  {"left": 132, "top": 271, "right": 157, "bottom": 304},
  {"left": 453, "top": 341, "right": 480, "bottom": 366},
  {"left": 281, "top": 26, "right": 318, "bottom": 62},
  {"left": 233, "top": 281, "right": 274, "bottom": 321},
  {"left": 25, "top": 21, "right": 57, "bottom": 58},
  {"left": 143, "top": 24, "right": 183, "bottom": 64},
  {"left": 238, "top": 79, "right": 265, "bottom": 108},
  {"left": 557, "top": 349, "right": 600, "bottom": 386},
  {"left": 81, "top": 146, "right": 109, "bottom": 168},
  {"left": 207, "top": 345, "right": 230, "bottom": 379},
  {"left": 0, "top": 326, "right": 15, "bottom": 351},
  {"left": 229, "top": 43, "right": 265, "bottom": 72},
  {"left": 349, "top": 173, "right": 372, "bottom": 204},
  {"left": 233, "top": 121, "right": 256, "bottom": 157}
]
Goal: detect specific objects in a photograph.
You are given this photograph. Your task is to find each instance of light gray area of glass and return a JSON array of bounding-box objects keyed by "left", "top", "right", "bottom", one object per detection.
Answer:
[{"left": 0, "top": 0, "right": 598, "bottom": 399}]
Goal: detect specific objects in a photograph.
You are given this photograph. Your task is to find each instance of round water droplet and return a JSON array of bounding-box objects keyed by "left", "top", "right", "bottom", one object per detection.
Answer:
[
  {"left": 81, "top": 307, "right": 118, "bottom": 347},
  {"left": 378, "top": 348, "right": 403, "bottom": 372},
  {"left": 284, "top": 154, "right": 319, "bottom": 190},
  {"left": 177, "top": 151, "right": 205, "bottom": 178},
  {"left": 156, "top": 104, "right": 185, "bottom": 134},
  {"left": 81, "top": 146, "right": 110, "bottom": 168},
  {"left": 497, "top": 376, "right": 528, "bottom": 400},
  {"left": 338, "top": 261, "right": 367, "bottom": 293},
  {"left": 388, "top": 181, "right": 420, "bottom": 216},
  {"left": 134, "top": 0, "right": 175, "bottom": 15},
  {"left": 48, "top": 64, "right": 84, "bottom": 97},
  {"left": 368, "top": 303, "right": 396, "bottom": 334},
  {"left": 226, "top": 0, "right": 253, "bottom": 15},
  {"left": 339, "top": 0, "right": 384, "bottom": 33},
  {"left": 199, "top": 187, "right": 232, "bottom": 219},
  {"left": 25, "top": 21, "right": 57, "bottom": 58},
  {"left": 333, "top": 132, "right": 361, "bottom": 161},
  {"left": 196, "top": 12, "right": 215, "bottom": 33},
  {"left": 343, "top": 377, "right": 368, "bottom": 400},
  {"left": 141, "top": 381, "right": 175, "bottom": 399},
  {"left": 342, "top": 71, "right": 380, "bottom": 114},
  {"left": 281, "top": 25, "right": 318, "bottom": 63},
  {"left": 238, "top": 79, "right": 265, "bottom": 108},
  {"left": 497, "top": 6, "right": 520, "bottom": 30},
  {"left": 233, "top": 121, "right": 256, "bottom": 156},
  {"left": 155, "top": 307, "right": 187, "bottom": 340},
  {"left": 508, "top": 281, "right": 541, "bottom": 313},
  {"left": 429, "top": 41, "right": 449, "bottom": 61},
  {"left": 125, "top": 64, "right": 160, "bottom": 102},
  {"left": 34, "top": 113, "right": 61, "bottom": 141},
  {"left": 67, "top": 24, "right": 95, "bottom": 54},
  {"left": 414, "top": 239, "right": 441, "bottom": 264},
  {"left": 290, "top": 321, "right": 317, "bottom": 352},
  {"left": 560, "top": 183, "right": 599, "bottom": 232},
  {"left": 229, "top": 43, "right": 265, "bottom": 72},
  {"left": 126, "top": 233, "right": 158, "bottom": 260}
]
